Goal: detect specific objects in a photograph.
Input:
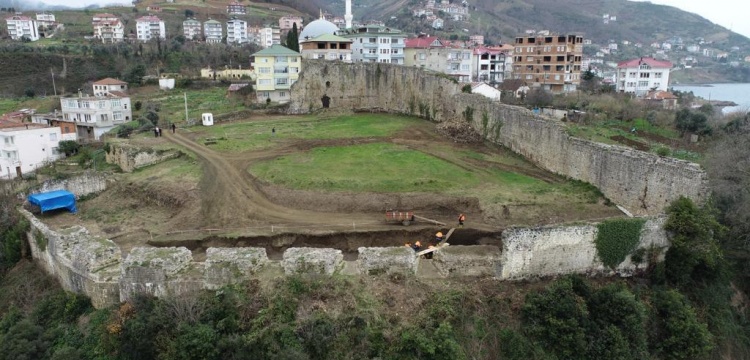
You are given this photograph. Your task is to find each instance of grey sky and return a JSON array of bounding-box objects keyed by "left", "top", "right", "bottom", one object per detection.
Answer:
[{"left": 39, "top": 0, "right": 749, "bottom": 38}]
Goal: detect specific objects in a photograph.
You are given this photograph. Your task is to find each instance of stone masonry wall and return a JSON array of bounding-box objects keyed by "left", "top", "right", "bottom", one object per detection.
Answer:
[
  {"left": 105, "top": 142, "right": 181, "bottom": 173},
  {"left": 288, "top": 61, "right": 708, "bottom": 216},
  {"left": 26, "top": 210, "right": 668, "bottom": 308},
  {"left": 22, "top": 209, "right": 121, "bottom": 308},
  {"left": 3, "top": 171, "right": 109, "bottom": 198},
  {"left": 498, "top": 217, "right": 668, "bottom": 280}
]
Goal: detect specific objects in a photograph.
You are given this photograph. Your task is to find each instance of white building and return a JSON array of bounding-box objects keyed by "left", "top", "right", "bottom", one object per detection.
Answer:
[
  {"left": 136, "top": 15, "right": 166, "bottom": 41},
  {"left": 226, "top": 18, "right": 248, "bottom": 44},
  {"left": 5, "top": 15, "right": 39, "bottom": 41},
  {"left": 258, "top": 26, "right": 280, "bottom": 48},
  {"left": 470, "top": 82, "right": 502, "bottom": 101},
  {"left": 183, "top": 18, "right": 201, "bottom": 40},
  {"left": 472, "top": 46, "right": 508, "bottom": 84},
  {"left": 35, "top": 13, "right": 56, "bottom": 26},
  {"left": 92, "top": 13, "right": 124, "bottom": 43},
  {"left": 227, "top": 2, "right": 246, "bottom": 15},
  {"left": 339, "top": 25, "right": 407, "bottom": 64},
  {"left": 203, "top": 19, "right": 222, "bottom": 43},
  {"left": 616, "top": 57, "right": 672, "bottom": 96},
  {"left": 0, "top": 122, "right": 63, "bottom": 179},
  {"left": 60, "top": 93, "right": 132, "bottom": 141},
  {"left": 92, "top": 78, "right": 128, "bottom": 97}
]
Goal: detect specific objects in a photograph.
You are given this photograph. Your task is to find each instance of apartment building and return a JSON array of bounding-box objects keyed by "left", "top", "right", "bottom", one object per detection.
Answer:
[
  {"left": 339, "top": 25, "right": 407, "bottom": 64},
  {"left": 254, "top": 26, "right": 280, "bottom": 48},
  {"left": 59, "top": 93, "right": 132, "bottom": 141},
  {"left": 226, "top": 18, "right": 248, "bottom": 44},
  {"left": 279, "top": 15, "right": 304, "bottom": 31},
  {"left": 5, "top": 15, "right": 39, "bottom": 41},
  {"left": 0, "top": 122, "right": 63, "bottom": 179},
  {"left": 135, "top": 15, "right": 166, "bottom": 41},
  {"left": 203, "top": 19, "right": 222, "bottom": 43},
  {"left": 183, "top": 18, "right": 201, "bottom": 40},
  {"left": 92, "top": 78, "right": 128, "bottom": 97},
  {"left": 472, "top": 46, "right": 508, "bottom": 84},
  {"left": 512, "top": 33, "right": 584, "bottom": 93},
  {"left": 227, "top": 2, "right": 246, "bottom": 15},
  {"left": 92, "top": 13, "right": 124, "bottom": 43},
  {"left": 616, "top": 57, "right": 672, "bottom": 96},
  {"left": 300, "top": 34, "right": 353, "bottom": 62},
  {"left": 403, "top": 36, "right": 471, "bottom": 82},
  {"left": 251, "top": 45, "right": 301, "bottom": 104}
]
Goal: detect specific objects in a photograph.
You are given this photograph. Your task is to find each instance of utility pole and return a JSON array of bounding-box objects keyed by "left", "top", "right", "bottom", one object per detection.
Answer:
[
  {"left": 50, "top": 68, "right": 57, "bottom": 96},
  {"left": 184, "top": 92, "right": 188, "bottom": 123}
]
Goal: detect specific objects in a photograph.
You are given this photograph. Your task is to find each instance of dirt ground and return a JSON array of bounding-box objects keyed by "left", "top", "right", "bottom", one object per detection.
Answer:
[{"left": 38, "top": 114, "right": 623, "bottom": 255}]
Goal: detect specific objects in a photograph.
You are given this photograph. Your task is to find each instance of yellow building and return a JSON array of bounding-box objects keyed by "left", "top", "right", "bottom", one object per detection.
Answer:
[
  {"left": 251, "top": 44, "right": 301, "bottom": 104},
  {"left": 200, "top": 67, "right": 256, "bottom": 80}
]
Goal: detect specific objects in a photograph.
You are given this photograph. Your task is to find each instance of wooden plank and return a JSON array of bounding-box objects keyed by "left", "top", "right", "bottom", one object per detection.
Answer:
[
  {"left": 413, "top": 215, "right": 446, "bottom": 226},
  {"left": 439, "top": 228, "right": 455, "bottom": 246},
  {"left": 415, "top": 243, "right": 449, "bottom": 257}
]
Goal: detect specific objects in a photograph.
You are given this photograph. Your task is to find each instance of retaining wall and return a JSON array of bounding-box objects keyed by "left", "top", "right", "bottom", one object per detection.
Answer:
[
  {"left": 2, "top": 171, "right": 109, "bottom": 198},
  {"left": 288, "top": 61, "right": 708, "bottom": 216},
  {"left": 25, "top": 209, "right": 669, "bottom": 308}
]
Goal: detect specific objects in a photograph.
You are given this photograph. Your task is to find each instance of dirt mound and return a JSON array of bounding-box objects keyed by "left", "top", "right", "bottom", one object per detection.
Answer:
[
  {"left": 610, "top": 135, "right": 650, "bottom": 151},
  {"left": 436, "top": 121, "right": 482, "bottom": 143}
]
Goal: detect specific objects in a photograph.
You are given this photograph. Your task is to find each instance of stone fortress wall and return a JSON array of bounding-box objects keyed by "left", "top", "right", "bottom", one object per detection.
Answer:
[
  {"left": 24, "top": 209, "right": 667, "bottom": 308},
  {"left": 22, "top": 61, "right": 702, "bottom": 307},
  {"left": 287, "top": 61, "right": 708, "bottom": 216}
]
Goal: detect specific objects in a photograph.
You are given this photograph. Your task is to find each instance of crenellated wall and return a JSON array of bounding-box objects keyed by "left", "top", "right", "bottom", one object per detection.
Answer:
[
  {"left": 25, "top": 209, "right": 668, "bottom": 308},
  {"left": 288, "top": 61, "right": 708, "bottom": 216}
]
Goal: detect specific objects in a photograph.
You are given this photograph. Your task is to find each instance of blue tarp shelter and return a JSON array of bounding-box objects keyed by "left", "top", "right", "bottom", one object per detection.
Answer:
[{"left": 27, "top": 190, "right": 77, "bottom": 214}]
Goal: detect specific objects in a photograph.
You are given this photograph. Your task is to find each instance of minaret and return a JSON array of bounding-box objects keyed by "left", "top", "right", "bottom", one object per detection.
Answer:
[{"left": 345, "top": 0, "right": 353, "bottom": 29}]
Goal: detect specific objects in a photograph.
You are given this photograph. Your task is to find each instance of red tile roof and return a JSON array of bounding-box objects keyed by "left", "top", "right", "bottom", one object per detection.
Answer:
[
  {"left": 617, "top": 57, "right": 672, "bottom": 68},
  {"left": 404, "top": 36, "right": 442, "bottom": 48},
  {"left": 94, "top": 77, "right": 127, "bottom": 85}
]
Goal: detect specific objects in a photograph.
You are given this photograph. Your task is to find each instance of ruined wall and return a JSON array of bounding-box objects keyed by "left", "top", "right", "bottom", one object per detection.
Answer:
[
  {"left": 288, "top": 61, "right": 708, "bottom": 215},
  {"left": 23, "top": 209, "right": 121, "bottom": 308},
  {"left": 498, "top": 217, "right": 668, "bottom": 280},
  {"left": 2, "top": 171, "right": 109, "bottom": 198},
  {"left": 105, "top": 142, "right": 181, "bottom": 173},
  {"left": 26, "top": 210, "right": 668, "bottom": 308}
]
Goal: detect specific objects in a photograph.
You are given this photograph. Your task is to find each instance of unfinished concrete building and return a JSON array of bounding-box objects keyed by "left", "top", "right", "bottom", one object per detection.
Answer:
[{"left": 513, "top": 33, "right": 584, "bottom": 93}]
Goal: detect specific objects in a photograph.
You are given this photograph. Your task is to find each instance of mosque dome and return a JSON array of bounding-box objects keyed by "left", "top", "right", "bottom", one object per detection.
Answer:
[{"left": 299, "top": 17, "right": 339, "bottom": 41}]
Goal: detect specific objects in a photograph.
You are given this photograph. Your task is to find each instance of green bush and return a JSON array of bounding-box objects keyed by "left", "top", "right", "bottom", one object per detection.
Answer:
[
  {"left": 652, "top": 289, "right": 714, "bottom": 359},
  {"left": 595, "top": 218, "right": 646, "bottom": 268}
]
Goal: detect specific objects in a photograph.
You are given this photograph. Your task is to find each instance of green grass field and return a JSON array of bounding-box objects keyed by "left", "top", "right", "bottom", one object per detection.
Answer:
[
  {"left": 133, "top": 87, "right": 247, "bottom": 124},
  {"left": 193, "top": 113, "right": 422, "bottom": 152}
]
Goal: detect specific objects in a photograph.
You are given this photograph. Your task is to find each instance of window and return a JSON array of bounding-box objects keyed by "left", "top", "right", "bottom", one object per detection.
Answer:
[
  {"left": 84, "top": 114, "right": 92, "bottom": 122},
  {"left": 380, "top": 38, "right": 388, "bottom": 44},
  {"left": 368, "top": 49, "right": 376, "bottom": 54},
  {"left": 418, "top": 53, "right": 426, "bottom": 60},
  {"left": 462, "top": 52, "right": 470, "bottom": 60},
  {"left": 289, "top": 67, "right": 299, "bottom": 73},
  {"left": 279, "top": 92, "right": 286, "bottom": 97},
  {"left": 639, "top": 73, "right": 650, "bottom": 78},
  {"left": 259, "top": 67, "right": 271, "bottom": 74},
  {"left": 380, "top": 49, "right": 388, "bottom": 54},
  {"left": 391, "top": 49, "right": 398, "bottom": 54},
  {"left": 261, "top": 58, "right": 268, "bottom": 63},
  {"left": 276, "top": 78, "right": 288, "bottom": 85},
  {"left": 4, "top": 136, "right": 14, "bottom": 145},
  {"left": 527, "top": 56, "right": 534, "bottom": 62},
  {"left": 654, "top": 72, "right": 663, "bottom": 78},
  {"left": 638, "top": 81, "right": 649, "bottom": 87},
  {"left": 654, "top": 82, "right": 661, "bottom": 88},
  {"left": 99, "top": 101, "right": 106, "bottom": 109},
  {"left": 629, "top": 72, "right": 637, "bottom": 78},
  {"left": 275, "top": 56, "right": 288, "bottom": 62},
  {"left": 369, "top": 38, "right": 376, "bottom": 43},
  {"left": 258, "top": 79, "right": 271, "bottom": 85},
  {"left": 461, "top": 64, "right": 469, "bottom": 71},
  {"left": 113, "top": 112, "right": 123, "bottom": 121},
  {"left": 112, "top": 99, "right": 121, "bottom": 107},
  {"left": 49, "top": 133, "right": 57, "bottom": 141},
  {"left": 52, "top": 147, "right": 59, "bottom": 155},
  {"left": 100, "top": 114, "right": 109, "bottom": 122}
]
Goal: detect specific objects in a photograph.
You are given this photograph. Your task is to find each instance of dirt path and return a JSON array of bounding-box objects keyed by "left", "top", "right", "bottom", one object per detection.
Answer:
[{"left": 166, "top": 131, "right": 376, "bottom": 229}]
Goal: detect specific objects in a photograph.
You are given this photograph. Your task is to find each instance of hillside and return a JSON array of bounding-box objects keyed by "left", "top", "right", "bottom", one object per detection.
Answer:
[{"left": 316, "top": 0, "right": 750, "bottom": 52}]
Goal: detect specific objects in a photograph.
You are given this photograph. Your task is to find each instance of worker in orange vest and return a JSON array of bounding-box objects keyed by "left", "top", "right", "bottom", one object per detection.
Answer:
[
  {"left": 435, "top": 231, "right": 444, "bottom": 244},
  {"left": 458, "top": 213, "right": 466, "bottom": 228}
]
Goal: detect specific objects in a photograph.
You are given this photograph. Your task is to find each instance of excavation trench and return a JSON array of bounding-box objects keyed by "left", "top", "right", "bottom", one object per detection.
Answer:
[{"left": 149, "top": 228, "right": 502, "bottom": 261}]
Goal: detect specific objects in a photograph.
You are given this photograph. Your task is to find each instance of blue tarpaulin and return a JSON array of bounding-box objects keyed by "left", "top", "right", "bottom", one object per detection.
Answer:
[{"left": 27, "top": 190, "right": 77, "bottom": 214}]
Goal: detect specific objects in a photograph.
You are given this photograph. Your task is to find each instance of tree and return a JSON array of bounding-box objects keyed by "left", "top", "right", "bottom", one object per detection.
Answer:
[
  {"left": 524, "top": 88, "right": 553, "bottom": 108},
  {"left": 285, "top": 23, "right": 299, "bottom": 52},
  {"left": 57, "top": 140, "right": 80, "bottom": 157},
  {"left": 461, "top": 84, "right": 472, "bottom": 93},
  {"left": 675, "top": 108, "right": 712, "bottom": 135},
  {"left": 24, "top": 88, "right": 35, "bottom": 98},
  {"left": 185, "top": 9, "right": 195, "bottom": 18},
  {"left": 652, "top": 289, "right": 714, "bottom": 360}
]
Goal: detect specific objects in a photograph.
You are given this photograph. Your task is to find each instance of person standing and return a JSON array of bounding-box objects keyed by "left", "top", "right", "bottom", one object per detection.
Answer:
[
  {"left": 153, "top": 127, "right": 159, "bottom": 137},
  {"left": 272, "top": 127, "right": 276, "bottom": 136},
  {"left": 171, "top": 123, "right": 176, "bottom": 133}
]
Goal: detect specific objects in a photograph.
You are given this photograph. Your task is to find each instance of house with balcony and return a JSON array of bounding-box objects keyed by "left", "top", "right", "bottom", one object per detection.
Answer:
[
  {"left": 227, "top": 2, "right": 246, "bottom": 15},
  {"left": 512, "top": 33, "right": 584, "bottom": 93},
  {"left": 59, "top": 92, "right": 132, "bottom": 141},
  {"left": 5, "top": 15, "right": 39, "bottom": 41},
  {"left": 472, "top": 46, "right": 508, "bottom": 84},
  {"left": 35, "top": 13, "right": 56, "bottom": 27},
  {"left": 404, "top": 36, "right": 472, "bottom": 82},
  {"left": 300, "top": 34, "right": 353, "bottom": 62},
  {"left": 254, "top": 26, "right": 281, "bottom": 48},
  {"left": 204, "top": 19, "right": 222, "bottom": 43},
  {"left": 616, "top": 57, "right": 672, "bottom": 96},
  {"left": 92, "top": 13, "right": 124, "bottom": 43},
  {"left": 136, "top": 15, "right": 166, "bottom": 41},
  {"left": 339, "top": 25, "right": 407, "bottom": 64},
  {"left": 0, "top": 121, "right": 63, "bottom": 179},
  {"left": 226, "top": 18, "right": 248, "bottom": 44},
  {"left": 31, "top": 112, "right": 77, "bottom": 142},
  {"left": 251, "top": 45, "right": 301, "bottom": 104},
  {"left": 183, "top": 18, "right": 201, "bottom": 40}
]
